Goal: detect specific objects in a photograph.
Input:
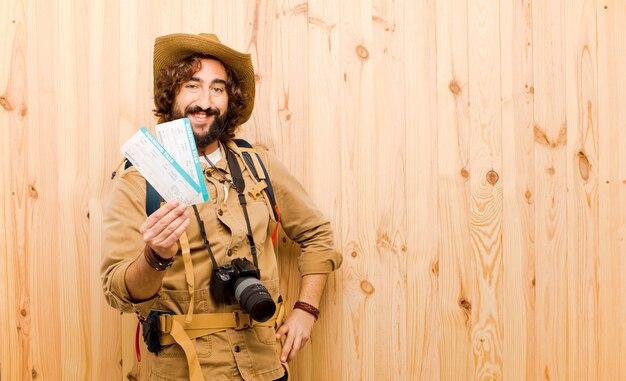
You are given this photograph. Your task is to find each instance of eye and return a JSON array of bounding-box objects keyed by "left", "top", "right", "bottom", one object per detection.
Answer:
[
  {"left": 184, "top": 82, "right": 199, "bottom": 90},
  {"left": 210, "top": 86, "right": 226, "bottom": 97}
]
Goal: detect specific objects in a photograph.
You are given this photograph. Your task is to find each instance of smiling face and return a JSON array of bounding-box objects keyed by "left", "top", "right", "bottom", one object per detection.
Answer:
[{"left": 171, "top": 58, "right": 230, "bottom": 153}]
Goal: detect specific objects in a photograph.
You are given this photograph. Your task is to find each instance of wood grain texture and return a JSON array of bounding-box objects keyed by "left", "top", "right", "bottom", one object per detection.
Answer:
[
  {"left": 436, "top": 0, "right": 474, "bottom": 379},
  {"left": 533, "top": 0, "right": 570, "bottom": 380},
  {"left": 565, "top": 1, "right": 600, "bottom": 380},
  {"left": 467, "top": 0, "right": 505, "bottom": 379},
  {"left": 306, "top": 0, "right": 343, "bottom": 378},
  {"left": 597, "top": 1, "right": 626, "bottom": 381},
  {"left": 500, "top": 0, "right": 535, "bottom": 380},
  {"left": 338, "top": 1, "right": 378, "bottom": 380},
  {"left": 1, "top": 0, "right": 625, "bottom": 380},
  {"left": 404, "top": 0, "right": 439, "bottom": 380}
]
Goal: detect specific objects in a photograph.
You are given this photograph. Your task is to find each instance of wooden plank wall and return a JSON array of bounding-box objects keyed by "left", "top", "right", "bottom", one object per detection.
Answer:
[{"left": 1, "top": 0, "right": 624, "bottom": 380}]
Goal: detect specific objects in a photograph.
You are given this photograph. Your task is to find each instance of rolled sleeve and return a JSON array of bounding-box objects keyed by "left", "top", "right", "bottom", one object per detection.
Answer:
[
  {"left": 102, "top": 258, "right": 158, "bottom": 318},
  {"left": 258, "top": 149, "right": 343, "bottom": 275}
]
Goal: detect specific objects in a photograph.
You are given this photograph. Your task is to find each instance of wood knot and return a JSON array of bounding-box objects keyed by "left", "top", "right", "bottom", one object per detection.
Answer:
[
  {"left": 279, "top": 108, "right": 292, "bottom": 124},
  {"left": 577, "top": 151, "right": 591, "bottom": 181},
  {"left": 351, "top": 251, "right": 358, "bottom": 258},
  {"left": 355, "top": 45, "right": 369, "bottom": 60},
  {"left": 459, "top": 298, "right": 472, "bottom": 312},
  {"left": 360, "top": 280, "right": 375, "bottom": 295},
  {"left": 21, "top": 309, "right": 28, "bottom": 316},
  {"left": 32, "top": 369, "right": 38, "bottom": 378},
  {"left": 0, "top": 96, "right": 13, "bottom": 111},
  {"left": 525, "top": 189, "right": 533, "bottom": 204},
  {"left": 546, "top": 166, "right": 555, "bottom": 176},
  {"left": 486, "top": 170, "right": 499, "bottom": 185},
  {"left": 29, "top": 184, "right": 39, "bottom": 199},
  {"left": 431, "top": 260, "right": 439, "bottom": 276},
  {"left": 460, "top": 168, "right": 470, "bottom": 179},
  {"left": 448, "top": 80, "right": 461, "bottom": 96}
]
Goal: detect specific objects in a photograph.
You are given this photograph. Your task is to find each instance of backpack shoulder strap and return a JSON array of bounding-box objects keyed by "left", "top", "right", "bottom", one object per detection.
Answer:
[
  {"left": 232, "top": 139, "right": 279, "bottom": 222},
  {"left": 118, "top": 159, "right": 163, "bottom": 216}
]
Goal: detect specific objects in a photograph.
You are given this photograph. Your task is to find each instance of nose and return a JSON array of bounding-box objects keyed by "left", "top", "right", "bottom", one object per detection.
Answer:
[{"left": 196, "top": 88, "right": 212, "bottom": 110}]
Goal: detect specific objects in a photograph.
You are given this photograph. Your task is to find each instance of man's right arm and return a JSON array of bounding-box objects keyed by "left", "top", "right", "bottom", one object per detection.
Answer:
[
  {"left": 101, "top": 170, "right": 187, "bottom": 317},
  {"left": 123, "top": 200, "right": 190, "bottom": 301}
]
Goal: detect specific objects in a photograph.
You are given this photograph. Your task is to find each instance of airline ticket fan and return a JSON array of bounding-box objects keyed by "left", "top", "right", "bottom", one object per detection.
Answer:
[{"left": 121, "top": 118, "right": 209, "bottom": 205}]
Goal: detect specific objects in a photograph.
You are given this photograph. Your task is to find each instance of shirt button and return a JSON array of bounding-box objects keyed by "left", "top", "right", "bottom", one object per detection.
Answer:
[
  {"left": 234, "top": 345, "right": 240, "bottom": 353},
  {"left": 217, "top": 209, "right": 223, "bottom": 216}
]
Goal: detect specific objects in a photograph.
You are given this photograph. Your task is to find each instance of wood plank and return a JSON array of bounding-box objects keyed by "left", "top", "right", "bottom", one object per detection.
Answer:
[
  {"left": 25, "top": 0, "right": 64, "bottom": 378},
  {"left": 306, "top": 0, "right": 344, "bottom": 379},
  {"left": 435, "top": 0, "right": 474, "bottom": 379},
  {"left": 597, "top": 1, "right": 626, "bottom": 380},
  {"left": 1, "top": 1, "right": 31, "bottom": 380},
  {"left": 532, "top": 0, "right": 569, "bottom": 379},
  {"left": 403, "top": 0, "right": 440, "bottom": 380},
  {"left": 500, "top": 0, "right": 535, "bottom": 380},
  {"left": 369, "top": 0, "right": 408, "bottom": 379},
  {"left": 565, "top": 0, "right": 600, "bottom": 380},
  {"left": 56, "top": 1, "right": 92, "bottom": 378},
  {"left": 339, "top": 0, "right": 377, "bottom": 379},
  {"left": 467, "top": 0, "right": 504, "bottom": 379}
]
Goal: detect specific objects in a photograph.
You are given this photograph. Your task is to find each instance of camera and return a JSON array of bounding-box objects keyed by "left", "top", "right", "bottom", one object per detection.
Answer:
[{"left": 210, "top": 257, "right": 276, "bottom": 322}]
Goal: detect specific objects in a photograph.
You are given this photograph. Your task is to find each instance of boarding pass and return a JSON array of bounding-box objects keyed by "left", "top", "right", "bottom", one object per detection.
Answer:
[{"left": 121, "top": 118, "right": 209, "bottom": 205}]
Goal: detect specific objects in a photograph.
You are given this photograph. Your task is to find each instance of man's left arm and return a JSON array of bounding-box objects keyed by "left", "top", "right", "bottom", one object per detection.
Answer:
[
  {"left": 275, "top": 273, "right": 328, "bottom": 362},
  {"left": 258, "top": 148, "right": 343, "bottom": 362}
]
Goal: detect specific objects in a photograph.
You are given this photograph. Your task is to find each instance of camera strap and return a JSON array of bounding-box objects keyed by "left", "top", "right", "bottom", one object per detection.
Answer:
[
  {"left": 225, "top": 147, "right": 259, "bottom": 268},
  {"left": 192, "top": 146, "right": 260, "bottom": 269}
]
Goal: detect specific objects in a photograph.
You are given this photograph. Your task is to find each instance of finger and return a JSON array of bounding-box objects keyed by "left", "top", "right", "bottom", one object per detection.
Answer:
[
  {"left": 140, "top": 200, "right": 182, "bottom": 233},
  {"left": 142, "top": 203, "right": 188, "bottom": 239},
  {"left": 156, "top": 217, "right": 190, "bottom": 249},
  {"left": 280, "top": 331, "right": 294, "bottom": 362},
  {"left": 276, "top": 322, "right": 289, "bottom": 339},
  {"left": 288, "top": 336, "right": 303, "bottom": 362}
]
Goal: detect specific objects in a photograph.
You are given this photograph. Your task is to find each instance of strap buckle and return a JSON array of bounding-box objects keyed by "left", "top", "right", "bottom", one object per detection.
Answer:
[
  {"left": 159, "top": 314, "right": 173, "bottom": 333},
  {"left": 233, "top": 310, "right": 252, "bottom": 330}
]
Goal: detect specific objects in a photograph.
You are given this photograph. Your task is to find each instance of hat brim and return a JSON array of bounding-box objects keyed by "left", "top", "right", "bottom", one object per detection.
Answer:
[{"left": 153, "top": 33, "right": 255, "bottom": 125}]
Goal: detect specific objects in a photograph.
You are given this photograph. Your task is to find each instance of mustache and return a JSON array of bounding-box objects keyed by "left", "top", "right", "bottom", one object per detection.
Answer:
[{"left": 185, "top": 105, "right": 220, "bottom": 116}]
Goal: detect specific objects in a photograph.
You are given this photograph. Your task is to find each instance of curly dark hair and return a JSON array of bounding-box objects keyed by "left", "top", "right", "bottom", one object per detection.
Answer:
[{"left": 153, "top": 54, "right": 251, "bottom": 141}]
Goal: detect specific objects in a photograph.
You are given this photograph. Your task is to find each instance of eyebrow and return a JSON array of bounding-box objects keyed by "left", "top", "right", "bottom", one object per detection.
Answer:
[{"left": 189, "top": 77, "right": 227, "bottom": 86}]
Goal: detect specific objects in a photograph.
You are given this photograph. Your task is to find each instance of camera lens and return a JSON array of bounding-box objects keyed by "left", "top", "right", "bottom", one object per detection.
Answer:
[{"left": 234, "top": 277, "right": 276, "bottom": 322}]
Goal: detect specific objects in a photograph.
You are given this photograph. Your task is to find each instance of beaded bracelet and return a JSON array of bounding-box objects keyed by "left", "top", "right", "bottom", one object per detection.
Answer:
[
  {"left": 293, "top": 301, "right": 320, "bottom": 320},
  {"left": 143, "top": 245, "right": 174, "bottom": 271}
]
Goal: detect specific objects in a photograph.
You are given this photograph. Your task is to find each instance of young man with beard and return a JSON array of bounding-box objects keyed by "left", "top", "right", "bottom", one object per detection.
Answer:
[{"left": 101, "top": 33, "right": 342, "bottom": 381}]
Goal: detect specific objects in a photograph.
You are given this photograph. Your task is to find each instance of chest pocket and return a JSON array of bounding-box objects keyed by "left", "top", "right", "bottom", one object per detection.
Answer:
[{"left": 217, "top": 195, "right": 270, "bottom": 257}]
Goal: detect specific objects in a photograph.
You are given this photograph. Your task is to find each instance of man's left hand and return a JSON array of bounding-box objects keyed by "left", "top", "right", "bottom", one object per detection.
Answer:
[{"left": 275, "top": 308, "right": 316, "bottom": 362}]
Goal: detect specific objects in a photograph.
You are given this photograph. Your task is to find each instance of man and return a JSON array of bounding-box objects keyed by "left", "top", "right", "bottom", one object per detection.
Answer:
[{"left": 101, "top": 33, "right": 342, "bottom": 381}]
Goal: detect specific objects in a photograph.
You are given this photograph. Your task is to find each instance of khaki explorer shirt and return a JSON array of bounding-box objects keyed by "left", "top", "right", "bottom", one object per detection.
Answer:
[{"left": 101, "top": 140, "right": 342, "bottom": 381}]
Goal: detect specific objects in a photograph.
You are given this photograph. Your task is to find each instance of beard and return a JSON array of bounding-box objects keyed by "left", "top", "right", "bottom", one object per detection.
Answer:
[{"left": 171, "top": 105, "right": 229, "bottom": 149}]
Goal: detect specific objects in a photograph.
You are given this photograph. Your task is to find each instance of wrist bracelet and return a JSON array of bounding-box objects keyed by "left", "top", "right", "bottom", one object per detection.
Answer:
[
  {"left": 143, "top": 246, "right": 174, "bottom": 271},
  {"left": 293, "top": 301, "right": 320, "bottom": 320}
]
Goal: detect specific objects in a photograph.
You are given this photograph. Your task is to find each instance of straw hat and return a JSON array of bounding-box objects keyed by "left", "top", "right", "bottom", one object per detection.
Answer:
[{"left": 153, "top": 33, "right": 255, "bottom": 124}]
